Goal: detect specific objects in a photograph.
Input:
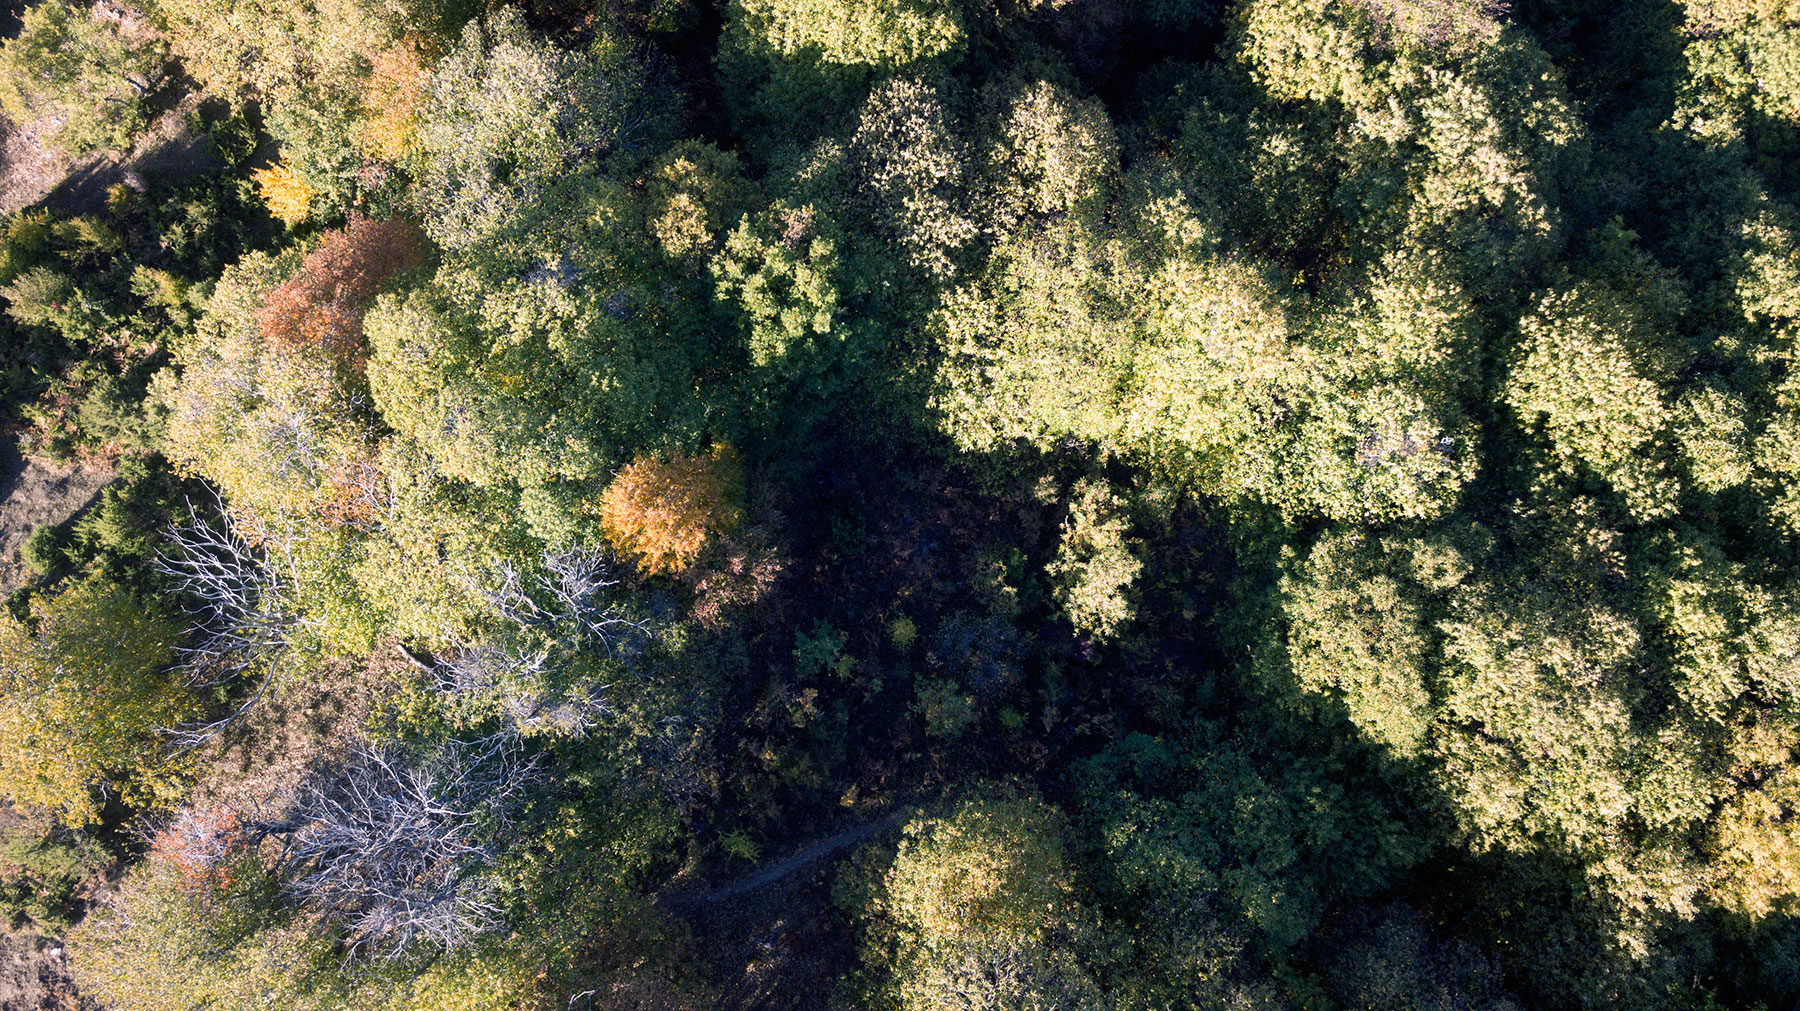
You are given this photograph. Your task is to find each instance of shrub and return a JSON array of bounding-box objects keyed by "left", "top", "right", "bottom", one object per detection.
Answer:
[
  {"left": 794, "top": 621, "right": 854, "bottom": 679},
  {"left": 1046, "top": 480, "right": 1140, "bottom": 641},
  {"left": 0, "top": 821, "right": 108, "bottom": 933},
  {"left": 0, "top": 209, "right": 52, "bottom": 286},
  {"left": 1, "top": 266, "right": 98, "bottom": 339},
  {"left": 20, "top": 524, "right": 71, "bottom": 579},
  {"left": 915, "top": 679, "right": 977, "bottom": 739}
]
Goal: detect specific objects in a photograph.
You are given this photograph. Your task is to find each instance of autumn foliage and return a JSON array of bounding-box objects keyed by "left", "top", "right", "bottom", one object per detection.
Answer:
[
  {"left": 356, "top": 43, "right": 429, "bottom": 160},
  {"left": 250, "top": 159, "right": 315, "bottom": 226},
  {"left": 151, "top": 806, "right": 253, "bottom": 896},
  {"left": 318, "top": 453, "right": 390, "bottom": 530},
  {"left": 258, "top": 216, "right": 428, "bottom": 367},
  {"left": 599, "top": 444, "right": 744, "bottom": 575}
]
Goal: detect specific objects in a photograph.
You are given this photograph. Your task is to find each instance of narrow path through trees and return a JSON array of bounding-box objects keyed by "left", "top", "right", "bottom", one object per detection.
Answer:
[{"left": 664, "top": 810, "right": 906, "bottom": 909}]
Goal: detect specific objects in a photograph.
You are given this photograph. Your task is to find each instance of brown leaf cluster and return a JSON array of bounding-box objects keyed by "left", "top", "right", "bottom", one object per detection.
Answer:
[{"left": 258, "top": 216, "right": 428, "bottom": 369}]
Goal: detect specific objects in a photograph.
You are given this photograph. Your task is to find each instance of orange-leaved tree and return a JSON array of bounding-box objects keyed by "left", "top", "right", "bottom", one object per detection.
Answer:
[
  {"left": 356, "top": 43, "right": 429, "bottom": 161},
  {"left": 599, "top": 444, "right": 743, "bottom": 575},
  {"left": 150, "top": 805, "right": 255, "bottom": 897}
]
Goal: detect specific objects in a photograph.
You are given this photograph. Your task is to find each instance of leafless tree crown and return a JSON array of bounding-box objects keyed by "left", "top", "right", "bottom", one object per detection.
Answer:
[
  {"left": 431, "top": 547, "right": 653, "bottom": 737},
  {"left": 277, "top": 734, "right": 540, "bottom": 962},
  {"left": 484, "top": 546, "right": 651, "bottom": 656},
  {"left": 153, "top": 497, "right": 299, "bottom": 749}
]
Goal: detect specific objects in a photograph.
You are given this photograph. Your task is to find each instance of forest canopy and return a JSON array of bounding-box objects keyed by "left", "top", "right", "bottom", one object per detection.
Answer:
[{"left": 0, "top": 0, "right": 1794, "bottom": 1008}]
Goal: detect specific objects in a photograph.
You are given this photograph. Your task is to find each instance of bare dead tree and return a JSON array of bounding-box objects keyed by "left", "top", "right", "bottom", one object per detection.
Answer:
[
  {"left": 484, "top": 546, "right": 651, "bottom": 659},
  {"left": 155, "top": 498, "right": 292, "bottom": 681},
  {"left": 276, "top": 734, "right": 540, "bottom": 962},
  {"left": 152, "top": 496, "right": 299, "bottom": 750},
  {"left": 424, "top": 547, "right": 653, "bottom": 739},
  {"left": 254, "top": 407, "right": 329, "bottom": 485},
  {"left": 430, "top": 640, "right": 581, "bottom": 733}
]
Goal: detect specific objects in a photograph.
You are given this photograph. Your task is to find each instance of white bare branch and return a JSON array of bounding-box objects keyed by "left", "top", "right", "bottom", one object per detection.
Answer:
[
  {"left": 153, "top": 495, "right": 297, "bottom": 749},
  {"left": 424, "top": 547, "right": 653, "bottom": 739},
  {"left": 275, "top": 734, "right": 540, "bottom": 962},
  {"left": 484, "top": 546, "right": 651, "bottom": 658}
]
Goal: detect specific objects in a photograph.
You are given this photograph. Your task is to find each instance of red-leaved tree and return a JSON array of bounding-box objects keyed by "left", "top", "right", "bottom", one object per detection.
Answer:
[
  {"left": 258, "top": 216, "right": 428, "bottom": 368},
  {"left": 150, "top": 805, "right": 254, "bottom": 897}
]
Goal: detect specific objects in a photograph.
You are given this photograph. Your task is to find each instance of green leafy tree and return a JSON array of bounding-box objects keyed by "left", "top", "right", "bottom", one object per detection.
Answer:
[
  {"left": 646, "top": 141, "right": 758, "bottom": 270},
  {"left": 872, "top": 785, "right": 1106, "bottom": 1011},
  {"left": 146, "top": 0, "right": 456, "bottom": 98},
  {"left": 0, "top": 0, "right": 168, "bottom": 154},
  {"left": 711, "top": 201, "right": 862, "bottom": 420},
  {"left": 849, "top": 75, "right": 977, "bottom": 280},
  {"left": 978, "top": 75, "right": 1119, "bottom": 235},
  {"left": 930, "top": 220, "right": 1140, "bottom": 456},
  {"left": 1046, "top": 479, "right": 1140, "bottom": 641},
  {"left": 1675, "top": 0, "right": 1800, "bottom": 184},
  {"left": 415, "top": 10, "right": 668, "bottom": 250},
  {"left": 1320, "top": 905, "right": 1523, "bottom": 1011},
  {"left": 1075, "top": 727, "right": 1424, "bottom": 954},
  {"left": 1275, "top": 525, "right": 1474, "bottom": 759},
  {"left": 1504, "top": 279, "right": 1683, "bottom": 522},
  {"left": 163, "top": 249, "right": 375, "bottom": 530},
  {"left": 718, "top": 0, "right": 966, "bottom": 156},
  {"left": 1271, "top": 498, "right": 1800, "bottom": 995}
]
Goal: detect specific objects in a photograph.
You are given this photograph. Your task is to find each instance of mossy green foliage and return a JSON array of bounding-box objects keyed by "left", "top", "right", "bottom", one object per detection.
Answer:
[{"left": 0, "top": 823, "right": 108, "bottom": 934}]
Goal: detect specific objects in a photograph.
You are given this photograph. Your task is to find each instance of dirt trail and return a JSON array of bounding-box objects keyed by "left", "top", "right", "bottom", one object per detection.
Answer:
[
  {"left": 660, "top": 811, "right": 908, "bottom": 1010},
  {"left": 665, "top": 810, "right": 905, "bottom": 910}
]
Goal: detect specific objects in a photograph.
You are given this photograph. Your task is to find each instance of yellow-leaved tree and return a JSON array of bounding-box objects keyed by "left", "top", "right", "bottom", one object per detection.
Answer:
[
  {"left": 251, "top": 160, "right": 315, "bottom": 227},
  {"left": 0, "top": 581, "right": 196, "bottom": 825}
]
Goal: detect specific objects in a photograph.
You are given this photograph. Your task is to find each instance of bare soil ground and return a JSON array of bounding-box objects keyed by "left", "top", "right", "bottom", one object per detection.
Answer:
[
  {"left": 184, "top": 646, "right": 405, "bottom": 819},
  {"left": 0, "top": 803, "right": 99, "bottom": 1011},
  {"left": 0, "top": 90, "right": 218, "bottom": 218},
  {"left": 0, "top": 114, "right": 72, "bottom": 218},
  {"left": 0, "top": 439, "right": 112, "bottom": 596},
  {"left": 0, "top": 930, "right": 93, "bottom": 1011}
]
